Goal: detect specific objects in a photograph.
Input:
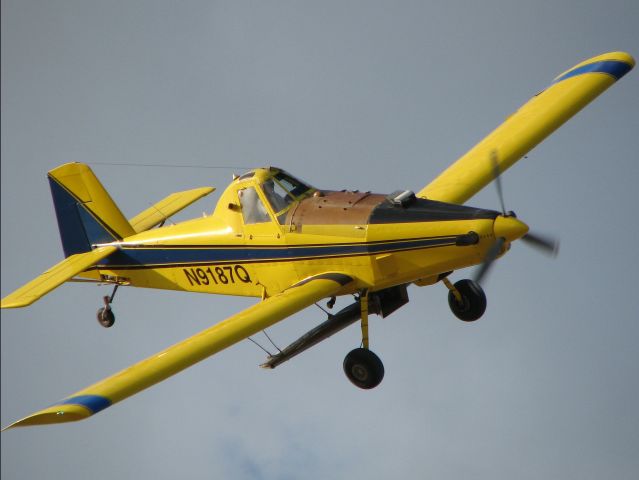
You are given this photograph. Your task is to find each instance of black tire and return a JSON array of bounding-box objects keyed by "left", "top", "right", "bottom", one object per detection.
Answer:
[
  {"left": 97, "top": 307, "right": 115, "bottom": 328},
  {"left": 448, "top": 279, "right": 486, "bottom": 322},
  {"left": 343, "top": 348, "right": 384, "bottom": 389}
]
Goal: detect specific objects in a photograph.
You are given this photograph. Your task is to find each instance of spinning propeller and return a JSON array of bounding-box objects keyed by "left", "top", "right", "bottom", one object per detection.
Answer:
[{"left": 474, "top": 151, "right": 559, "bottom": 284}]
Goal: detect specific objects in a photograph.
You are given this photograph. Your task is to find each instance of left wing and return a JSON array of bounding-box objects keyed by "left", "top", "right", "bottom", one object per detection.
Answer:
[{"left": 3, "top": 273, "right": 354, "bottom": 429}]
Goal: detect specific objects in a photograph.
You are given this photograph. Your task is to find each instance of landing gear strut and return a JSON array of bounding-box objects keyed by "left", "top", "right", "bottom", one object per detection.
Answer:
[
  {"left": 444, "top": 278, "right": 486, "bottom": 322},
  {"left": 342, "top": 290, "right": 385, "bottom": 389},
  {"left": 97, "top": 285, "right": 118, "bottom": 328}
]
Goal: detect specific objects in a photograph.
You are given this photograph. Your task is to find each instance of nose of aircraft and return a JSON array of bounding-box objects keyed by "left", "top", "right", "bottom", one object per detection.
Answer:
[{"left": 493, "top": 215, "right": 529, "bottom": 242}]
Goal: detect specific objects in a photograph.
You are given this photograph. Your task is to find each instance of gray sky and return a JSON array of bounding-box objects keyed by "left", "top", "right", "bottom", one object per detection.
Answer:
[{"left": 2, "top": 1, "right": 638, "bottom": 479}]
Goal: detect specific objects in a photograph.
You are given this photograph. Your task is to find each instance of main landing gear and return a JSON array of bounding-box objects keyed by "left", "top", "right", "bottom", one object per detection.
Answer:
[
  {"left": 342, "top": 279, "right": 486, "bottom": 389},
  {"left": 443, "top": 277, "right": 486, "bottom": 322},
  {"left": 97, "top": 285, "right": 118, "bottom": 328},
  {"left": 343, "top": 290, "right": 385, "bottom": 389},
  {"left": 343, "top": 347, "right": 384, "bottom": 389},
  {"left": 260, "top": 285, "right": 409, "bottom": 389}
]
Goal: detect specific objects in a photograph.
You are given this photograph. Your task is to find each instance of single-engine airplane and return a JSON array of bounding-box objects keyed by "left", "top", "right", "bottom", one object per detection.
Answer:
[{"left": 1, "top": 51, "right": 634, "bottom": 429}]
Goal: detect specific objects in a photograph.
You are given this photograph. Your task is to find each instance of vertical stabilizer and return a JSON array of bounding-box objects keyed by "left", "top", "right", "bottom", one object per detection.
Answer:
[{"left": 48, "top": 163, "right": 134, "bottom": 256}]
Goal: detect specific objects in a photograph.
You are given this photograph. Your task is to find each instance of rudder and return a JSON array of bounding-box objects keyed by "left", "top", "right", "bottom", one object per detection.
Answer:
[{"left": 48, "top": 163, "right": 135, "bottom": 256}]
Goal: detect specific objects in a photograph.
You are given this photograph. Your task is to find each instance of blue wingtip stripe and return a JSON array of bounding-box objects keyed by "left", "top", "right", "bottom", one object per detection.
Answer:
[
  {"left": 58, "top": 395, "right": 112, "bottom": 414},
  {"left": 553, "top": 60, "right": 633, "bottom": 84}
]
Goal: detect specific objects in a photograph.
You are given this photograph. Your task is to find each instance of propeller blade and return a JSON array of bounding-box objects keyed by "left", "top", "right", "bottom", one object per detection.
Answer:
[
  {"left": 521, "top": 232, "right": 559, "bottom": 257},
  {"left": 471, "top": 150, "right": 557, "bottom": 287},
  {"left": 474, "top": 237, "right": 506, "bottom": 285}
]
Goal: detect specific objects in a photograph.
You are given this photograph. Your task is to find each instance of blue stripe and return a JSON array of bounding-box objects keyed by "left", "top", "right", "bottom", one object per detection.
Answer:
[
  {"left": 49, "top": 177, "right": 93, "bottom": 256},
  {"left": 98, "top": 237, "right": 459, "bottom": 268},
  {"left": 58, "top": 395, "right": 112, "bottom": 414},
  {"left": 553, "top": 60, "right": 633, "bottom": 84},
  {"left": 49, "top": 177, "right": 119, "bottom": 256}
]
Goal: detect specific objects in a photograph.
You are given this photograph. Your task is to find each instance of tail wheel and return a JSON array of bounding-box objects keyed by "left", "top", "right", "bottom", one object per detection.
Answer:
[
  {"left": 343, "top": 348, "right": 384, "bottom": 389},
  {"left": 448, "top": 279, "right": 486, "bottom": 322},
  {"left": 97, "top": 307, "right": 115, "bottom": 328}
]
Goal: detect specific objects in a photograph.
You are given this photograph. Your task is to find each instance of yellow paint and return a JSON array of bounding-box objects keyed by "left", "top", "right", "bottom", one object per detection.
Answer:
[
  {"left": 442, "top": 277, "right": 462, "bottom": 304},
  {"left": 129, "top": 186, "right": 215, "bottom": 233},
  {"left": 418, "top": 51, "right": 635, "bottom": 205},
  {"left": 4, "top": 274, "right": 352, "bottom": 428},
  {"left": 0, "top": 246, "right": 117, "bottom": 308},
  {"left": 49, "top": 163, "right": 135, "bottom": 238},
  {"left": 361, "top": 291, "right": 369, "bottom": 349}
]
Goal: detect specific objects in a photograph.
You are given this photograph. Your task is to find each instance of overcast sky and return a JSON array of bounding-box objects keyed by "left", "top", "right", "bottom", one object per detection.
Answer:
[{"left": 2, "top": 1, "right": 638, "bottom": 479}]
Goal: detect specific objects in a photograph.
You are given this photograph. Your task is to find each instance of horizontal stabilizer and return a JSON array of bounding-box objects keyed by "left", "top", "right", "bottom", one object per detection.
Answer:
[
  {"left": 418, "top": 51, "right": 635, "bottom": 204},
  {"left": 129, "top": 187, "right": 215, "bottom": 233},
  {"left": 1, "top": 246, "right": 117, "bottom": 309}
]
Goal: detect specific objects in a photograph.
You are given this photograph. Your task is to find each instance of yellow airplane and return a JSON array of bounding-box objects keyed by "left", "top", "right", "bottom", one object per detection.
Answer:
[{"left": 1, "top": 51, "right": 634, "bottom": 429}]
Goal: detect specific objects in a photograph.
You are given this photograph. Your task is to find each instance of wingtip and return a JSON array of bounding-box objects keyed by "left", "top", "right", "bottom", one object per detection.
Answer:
[
  {"left": 553, "top": 51, "right": 635, "bottom": 84},
  {"left": 1, "top": 297, "right": 32, "bottom": 309},
  {"left": 607, "top": 51, "right": 635, "bottom": 68},
  {"left": 2, "top": 404, "right": 92, "bottom": 431}
]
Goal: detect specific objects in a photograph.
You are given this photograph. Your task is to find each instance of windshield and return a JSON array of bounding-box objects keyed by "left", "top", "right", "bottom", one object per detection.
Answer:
[
  {"left": 273, "top": 171, "right": 312, "bottom": 198},
  {"left": 262, "top": 171, "right": 313, "bottom": 219}
]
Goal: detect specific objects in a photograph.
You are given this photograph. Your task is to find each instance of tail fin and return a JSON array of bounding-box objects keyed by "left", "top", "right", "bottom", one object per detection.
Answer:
[{"left": 48, "top": 163, "right": 135, "bottom": 256}]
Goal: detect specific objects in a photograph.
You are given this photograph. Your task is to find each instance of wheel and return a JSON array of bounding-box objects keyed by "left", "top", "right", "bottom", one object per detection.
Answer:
[
  {"left": 97, "top": 307, "right": 115, "bottom": 328},
  {"left": 448, "top": 279, "right": 486, "bottom": 322},
  {"left": 343, "top": 348, "right": 384, "bottom": 389}
]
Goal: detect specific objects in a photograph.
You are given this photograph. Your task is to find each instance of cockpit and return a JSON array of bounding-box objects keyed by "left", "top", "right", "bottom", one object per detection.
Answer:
[{"left": 236, "top": 167, "right": 315, "bottom": 224}]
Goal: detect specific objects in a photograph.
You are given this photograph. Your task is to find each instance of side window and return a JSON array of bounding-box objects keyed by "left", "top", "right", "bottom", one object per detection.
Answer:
[
  {"left": 238, "top": 187, "right": 270, "bottom": 224},
  {"left": 262, "top": 179, "right": 293, "bottom": 214}
]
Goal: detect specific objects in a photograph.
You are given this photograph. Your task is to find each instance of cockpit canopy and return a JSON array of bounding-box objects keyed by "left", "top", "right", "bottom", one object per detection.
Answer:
[{"left": 236, "top": 167, "right": 315, "bottom": 224}]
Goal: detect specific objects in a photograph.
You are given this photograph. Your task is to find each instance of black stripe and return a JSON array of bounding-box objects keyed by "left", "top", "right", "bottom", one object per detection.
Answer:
[{"left": 370, "top": 198, "right": 498, "bottom": 224}]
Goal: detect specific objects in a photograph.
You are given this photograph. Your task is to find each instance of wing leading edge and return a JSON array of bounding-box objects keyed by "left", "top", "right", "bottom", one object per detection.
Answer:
[
  {"left": 3, "top": 273, "right": 354, "bottom": 429},
  {"left": 418, "top": 51, "right": 635, "bottom": 204}
]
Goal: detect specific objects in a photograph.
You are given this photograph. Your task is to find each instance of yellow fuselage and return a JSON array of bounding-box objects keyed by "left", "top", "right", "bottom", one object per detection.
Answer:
[{"left": 88, "top": 171, "right": 502, "bottom": 299}]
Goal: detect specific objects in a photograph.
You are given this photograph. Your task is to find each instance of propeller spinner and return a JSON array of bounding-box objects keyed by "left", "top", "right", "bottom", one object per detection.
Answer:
[{"left": 474, "top": 151, "right": 559, "bottom": 284}]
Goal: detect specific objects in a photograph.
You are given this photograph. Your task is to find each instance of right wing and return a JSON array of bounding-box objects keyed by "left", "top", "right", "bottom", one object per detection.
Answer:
[
  {"left": 129, "top": 187, "right": 215, "bottom": 233},
  {"left": 3, "top": 273, "right": 354, "bottom": 429},
  {"left": 1, "top": 246, "right": 117, "bottom": 309},
  {"left": 417, "top": 51, "right": 635, "bottom": 205}
]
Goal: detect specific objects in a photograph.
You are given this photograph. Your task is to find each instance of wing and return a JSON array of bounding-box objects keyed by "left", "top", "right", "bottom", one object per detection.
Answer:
[
  {"left": 1, "top": 246, "right": 117, "bottom": 309},
  {"left": 417, "top": 51, "right": 635, "bottom": 204},
  {"left": 129, "top": 187, "right": 215, "bottom": 233},
  {"left": 3, "top": 273, "right": 354, "bottom": 429}
]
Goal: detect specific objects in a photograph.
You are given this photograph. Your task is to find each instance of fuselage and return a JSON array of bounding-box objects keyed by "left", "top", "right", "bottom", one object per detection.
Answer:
[{"left": 88, "top": 168, "right": 502, "bottom": 298}]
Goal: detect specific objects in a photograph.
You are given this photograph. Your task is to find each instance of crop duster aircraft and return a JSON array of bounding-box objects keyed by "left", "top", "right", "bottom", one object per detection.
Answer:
[{"left": 1, "top": 51, "right": 634, "bottom": 429}]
